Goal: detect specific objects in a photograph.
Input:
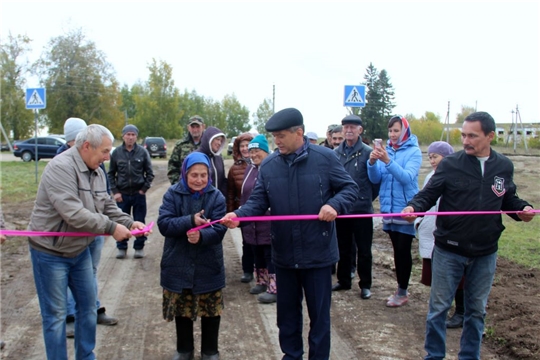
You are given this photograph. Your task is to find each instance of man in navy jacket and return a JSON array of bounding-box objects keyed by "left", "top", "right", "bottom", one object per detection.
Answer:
[{"left": 222, "top": 108, "right": 358, "bottom": 360}]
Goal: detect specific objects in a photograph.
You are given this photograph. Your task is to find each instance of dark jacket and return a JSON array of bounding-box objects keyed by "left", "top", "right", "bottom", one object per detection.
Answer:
[
  {"left": 334, "top": 137, "right": 379, "bottom": 214},
  {"left": 196, "top": 127, "right": 227, "bottom": 197},
  {"left": 240, "top": 164, "right": 271, "bottom": 246},
  {"left": 227, "top": 132, "right": 253, "bottom": 212},
  {"left": 158, "top": 181, "right": 227, "bottom": 294},
  {"left": 234, "top": 138, "right": 359, "bottom": 269},
  {"left": 407, "top": 149, "right": 532, "bottom": 257},
  {"left": 108, "top": 143, "right": 154, "bottom": 195}
]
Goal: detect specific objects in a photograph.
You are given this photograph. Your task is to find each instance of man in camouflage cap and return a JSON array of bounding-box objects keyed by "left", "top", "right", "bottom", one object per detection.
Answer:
[{"left": 167, "top": 115, "right": 206, "bottom": 184}]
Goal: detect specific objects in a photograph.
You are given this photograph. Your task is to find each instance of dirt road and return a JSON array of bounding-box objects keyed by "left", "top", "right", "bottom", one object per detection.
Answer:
[{"left": 1, "top": 157, "right": 538, "bottom": 359}]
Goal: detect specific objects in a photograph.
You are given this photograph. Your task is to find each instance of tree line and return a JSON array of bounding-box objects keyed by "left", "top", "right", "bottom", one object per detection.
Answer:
[{"left": 2, "top": 27, "right": 475, "bottom": 145}]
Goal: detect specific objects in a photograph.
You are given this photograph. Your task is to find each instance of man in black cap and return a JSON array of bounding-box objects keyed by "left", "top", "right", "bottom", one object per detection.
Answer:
[
  {"left": 332, "top": 114, "right": 379, "bottom": 300},
  {"left": 108, "top": 124, "right": 154, "bottom": 259},
  {"left": 221, "top": 108, "right": 358, "bottom": 360}
]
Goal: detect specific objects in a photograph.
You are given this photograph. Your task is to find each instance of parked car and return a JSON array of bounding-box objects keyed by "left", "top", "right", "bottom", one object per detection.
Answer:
[
  {"left": 13, "top": 136, "right": 66, "bottom": 162},
  {"left": 227, "top": 136, "right": 237, "bottom": 156},
  {"left": 142, "top": 137, "right": 167, "bottom": 158}
]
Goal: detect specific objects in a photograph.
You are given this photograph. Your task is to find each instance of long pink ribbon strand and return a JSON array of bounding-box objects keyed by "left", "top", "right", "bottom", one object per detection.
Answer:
[
  {"left": 1, "top": 221, "right": 155, "bottom": 238},
  {"left": 187, "top": 209, "right": 539, "bottom": 232}
]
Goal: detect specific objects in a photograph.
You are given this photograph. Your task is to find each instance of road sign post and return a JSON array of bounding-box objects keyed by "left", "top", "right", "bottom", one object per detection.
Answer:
[{"left": 26, "top": 88, "right": 46, "bottom": 183}]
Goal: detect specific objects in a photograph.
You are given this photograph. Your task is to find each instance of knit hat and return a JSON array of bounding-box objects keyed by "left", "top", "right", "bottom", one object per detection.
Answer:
[
  {"left": 306, "top": 132, "right": 318, "bottom": 141},
  {"left": 63, "top": 117, "right": 87, "bottom": 142},
  {"left": 427, "top": 141, "right": 454, "bottom": 157},
  {"left": 248, "top": 134, "right": 269, "bottom": 153},
  {"left": 122, "top": 124, "right": 139, "bottom": 136}
]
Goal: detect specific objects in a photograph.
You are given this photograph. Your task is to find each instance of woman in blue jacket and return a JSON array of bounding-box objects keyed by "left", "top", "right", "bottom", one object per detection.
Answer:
[
  {"left": 368, "top": 115, "right": 422, "bottom": 307},
  {"left": 158, "top": 152, "right": 227, "bottom": 360}
]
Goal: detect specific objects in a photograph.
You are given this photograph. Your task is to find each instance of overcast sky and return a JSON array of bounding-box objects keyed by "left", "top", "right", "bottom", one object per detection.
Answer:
[{"left": 1, "top": 1, "right": 538, "bottom": 137}]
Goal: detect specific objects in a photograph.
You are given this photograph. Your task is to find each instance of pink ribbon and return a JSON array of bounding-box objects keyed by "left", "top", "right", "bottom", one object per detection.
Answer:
[
  {"left": 187, "top": 209, "right": 539, "bottom": 232},
  {"left": 0, "top": 221, "right": 155, "bottom": 238}
]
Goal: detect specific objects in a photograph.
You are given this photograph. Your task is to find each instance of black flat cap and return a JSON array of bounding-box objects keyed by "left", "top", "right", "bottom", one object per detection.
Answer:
[
  {"left": 342, "top": 114, "right": 362, "bottom": 126},
  {"left": 265, "top": 108, "right": 303, "bottom": 132}
]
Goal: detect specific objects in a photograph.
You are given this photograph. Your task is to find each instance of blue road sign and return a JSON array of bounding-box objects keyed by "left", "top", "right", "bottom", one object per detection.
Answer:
[
  {"left": 344, "top": 85, "right": 366, "bottom": 107},
  {"left": 26, "top": 88, "right": 46, "bottom": 110}
]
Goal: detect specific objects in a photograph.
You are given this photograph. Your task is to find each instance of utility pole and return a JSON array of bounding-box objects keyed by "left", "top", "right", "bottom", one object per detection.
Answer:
[
  {"left": 505, "top": 105, "right": 529, "bottom": 154},
  {"left": 440, "top": 101, "right": 450, "bottom": 142}
]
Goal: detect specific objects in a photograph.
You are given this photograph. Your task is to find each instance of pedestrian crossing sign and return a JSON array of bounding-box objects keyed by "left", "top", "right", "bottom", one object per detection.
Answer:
[
  {"left": 26, "top": 88, "right": 46, "bottom": 110},
  {"left": 343, "top": 85, "right": 366, "bottom": 107}
]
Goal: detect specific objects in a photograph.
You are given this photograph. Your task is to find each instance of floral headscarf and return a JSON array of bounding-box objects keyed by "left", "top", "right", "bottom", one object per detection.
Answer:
[{"left": 389, "top": 115, "right": 411, "bottom": 149}]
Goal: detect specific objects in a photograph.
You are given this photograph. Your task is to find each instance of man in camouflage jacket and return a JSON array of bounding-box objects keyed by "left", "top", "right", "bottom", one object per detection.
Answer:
[{"left": 167, "top": 115, "right": 206, "bottom": 184}]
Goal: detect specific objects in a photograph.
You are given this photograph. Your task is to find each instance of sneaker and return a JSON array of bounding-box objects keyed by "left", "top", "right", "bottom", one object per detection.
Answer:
[
  {"left": 387, "top": 290, "right": 409, "bottom": 301},
  {"left": 386, "top": 294, "right": 409, "bottom": 307},
  {"left": 446, "top": 312, "right": 464, "bottom": 328},
  {"left": 66, "top": 321, "right": 75, "bottom": 338},
  {"left": 116, "top": 249, "right": 127, "bottom": 259},
  {"left": 134, "top": 249, "right": 144, "bottom": 259},
  {"left": 249, "top": 284, "right": 267, "bottom": 294},
  {"left": 258, "top": 292, "right": 277, "bottom": 304}
]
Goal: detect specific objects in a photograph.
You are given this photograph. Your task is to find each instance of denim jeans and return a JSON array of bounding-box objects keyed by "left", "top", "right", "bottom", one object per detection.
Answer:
[
  {"left": 116, "top": 192, "right": 147, "bottom": 249},
  {"left": 424, "top": 246, "right": 497, "bottom": 360},
  {"left": 30, "top": 246, "right": 97, "bottom": 360},
  {"left": 67, "top": 236, "right": 104, "bottom": 316}
]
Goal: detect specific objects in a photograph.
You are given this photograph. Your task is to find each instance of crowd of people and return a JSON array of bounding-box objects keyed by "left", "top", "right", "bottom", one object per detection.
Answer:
[{"left": 3, "top": 109, "right": 534, "bottom": 360}]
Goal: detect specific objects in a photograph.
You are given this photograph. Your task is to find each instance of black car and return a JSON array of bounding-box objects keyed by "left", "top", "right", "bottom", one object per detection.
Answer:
[
  {"left": 142, "top": 137, "right": 167, "bottom": 158},
  {"left": 13, "top": 136, "right": 66, "bottom": 162}
]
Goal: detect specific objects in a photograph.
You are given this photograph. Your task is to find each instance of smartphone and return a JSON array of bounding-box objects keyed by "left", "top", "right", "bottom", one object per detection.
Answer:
[{"left": 374, "top": 138, "right": 382, "bottom": 149}]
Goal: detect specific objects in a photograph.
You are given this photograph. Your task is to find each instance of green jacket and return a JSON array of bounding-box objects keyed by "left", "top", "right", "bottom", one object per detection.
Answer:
[{"left": 167, "top": 134, "right": 201, "bottom": 184}]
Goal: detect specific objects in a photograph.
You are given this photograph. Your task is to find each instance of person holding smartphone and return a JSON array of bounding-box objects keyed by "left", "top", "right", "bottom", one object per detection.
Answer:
[{"left": 367, "top": 115, "right": 422, "bottom": 307}]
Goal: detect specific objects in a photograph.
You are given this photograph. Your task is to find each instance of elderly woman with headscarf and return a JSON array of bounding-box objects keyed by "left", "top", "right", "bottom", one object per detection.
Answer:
[
  {"left": 158, "top": 152, "right": 227, "bottom": 360},
  {"left": 367, "top": 115, "right": 422, "bottom": 308}
]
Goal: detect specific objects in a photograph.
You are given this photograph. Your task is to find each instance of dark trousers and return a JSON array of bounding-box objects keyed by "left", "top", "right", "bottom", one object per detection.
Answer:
[
  {"left": 387, "top": 230, "right": 414, "bottom": 290},
  {"left": 175, "top": 316, "right": 220, "bottom": 355},
  {"left": 241, "top": 240, "right": 255, "bottom": 274},
  {"left": 275, "top": 265, "right": 332, "bottom": 360},
  {"left": 116, "top": 193, "right": 147, "bottom": 249},
  {"left": 251, "top": 244, "right": 274, "bottom": 273},
  {"left": 336, "top": 217, "right": 373, "bottom": 289}
]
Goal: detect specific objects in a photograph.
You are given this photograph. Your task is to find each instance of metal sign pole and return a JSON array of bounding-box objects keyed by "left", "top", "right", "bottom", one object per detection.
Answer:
[{"left": 34, "top": 109, "right": 38, "bottom": 183}]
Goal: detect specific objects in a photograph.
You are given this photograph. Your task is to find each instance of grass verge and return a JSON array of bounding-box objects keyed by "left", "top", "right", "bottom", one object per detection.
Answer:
[{"left": 0, "top": 161, "right": 47, "bottom": 204}]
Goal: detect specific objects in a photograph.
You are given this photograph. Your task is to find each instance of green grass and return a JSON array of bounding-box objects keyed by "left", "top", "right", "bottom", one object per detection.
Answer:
[
  {"left": 498, "top": 217, "right": 540, "bottom": 269},
  {"left": 0, "top": 161, "right": 47, "bottom": 203}
]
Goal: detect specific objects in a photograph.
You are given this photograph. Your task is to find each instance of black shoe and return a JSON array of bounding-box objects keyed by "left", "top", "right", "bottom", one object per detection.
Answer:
[
  {"left": 360, "top": 288, "right": 372, "bottom": 299},
  {"left": 332, "top": 283, "right": 351, "bottom": 291},
  {"left": 446, "top": 312, "right": 464, "bottom": 328},
  {"left": 173, "top": 351, "right": 194, "bottom": 360},
  {"left": 240, "top": 272, "right": 253, "bottom": 283}
]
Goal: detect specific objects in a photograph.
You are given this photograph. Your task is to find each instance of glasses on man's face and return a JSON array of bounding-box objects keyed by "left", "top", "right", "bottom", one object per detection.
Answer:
[{"left": 190, "top": 124, "right": 201, "bottom": 128}]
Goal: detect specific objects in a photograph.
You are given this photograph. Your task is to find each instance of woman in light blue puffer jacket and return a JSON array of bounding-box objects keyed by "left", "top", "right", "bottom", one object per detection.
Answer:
[{"left": 367, "top": 115, "right": 422, "bottom": 307}]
